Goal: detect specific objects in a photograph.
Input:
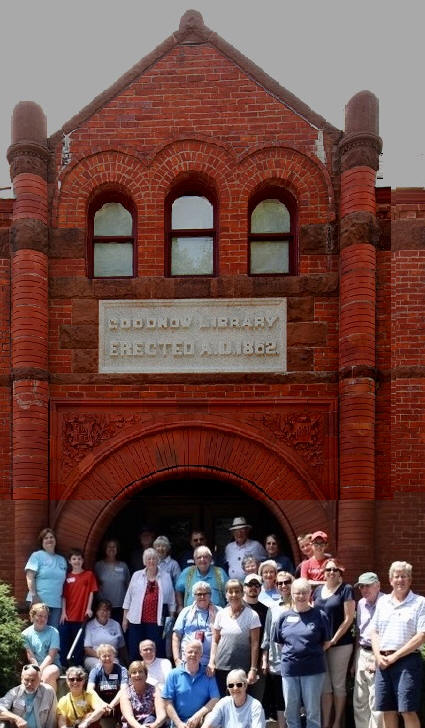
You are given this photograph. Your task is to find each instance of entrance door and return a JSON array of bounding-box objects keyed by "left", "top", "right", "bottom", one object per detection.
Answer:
[{"left": 98, "top": 477, "right": 293, "bottom": 567}]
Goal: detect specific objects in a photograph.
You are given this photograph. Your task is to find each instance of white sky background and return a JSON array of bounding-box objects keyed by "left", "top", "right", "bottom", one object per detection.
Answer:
[{"left": 0, "top": 0, "right": 423, "bottom": 194}]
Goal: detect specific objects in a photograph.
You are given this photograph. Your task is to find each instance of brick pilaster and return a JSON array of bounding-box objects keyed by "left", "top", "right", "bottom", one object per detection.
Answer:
[
  {"left": 337, "top": 92, "right": 382, "bottom": 570},
  {"left": 7, "top": 102, "right": 50, "bottom": 600}
]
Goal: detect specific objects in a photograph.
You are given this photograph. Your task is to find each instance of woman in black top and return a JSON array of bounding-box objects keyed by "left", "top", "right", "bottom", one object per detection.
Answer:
[{"left": 313, "top": 558, "right": 355, "bottom": 728}]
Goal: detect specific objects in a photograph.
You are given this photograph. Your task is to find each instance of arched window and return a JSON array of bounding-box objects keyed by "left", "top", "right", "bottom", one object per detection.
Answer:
[
  {"left": 249, "top": 188, "right": 296, "bottom": 274},
  {"left": 88, "top": 192, "right": 136, "bottom": 278},
  {"left": 166, "top": 183, "right": 217, "bottom": 276}
]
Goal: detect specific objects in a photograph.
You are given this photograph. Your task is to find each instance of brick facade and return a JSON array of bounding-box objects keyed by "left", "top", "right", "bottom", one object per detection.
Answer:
[{"left": 0, "top": 11, "right": 424, "bottom": 600}]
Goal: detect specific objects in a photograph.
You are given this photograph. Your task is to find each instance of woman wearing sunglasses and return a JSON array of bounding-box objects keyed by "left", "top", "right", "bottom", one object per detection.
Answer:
[
  {"left": 261, "top": 572, "right": 294, "bottom": 728},
  {"left": 203, "top": 669, "right": 265, "bottom": 728},
  {"left": 57, "top": 666, "right": 106, "bottom": 728},
  {"left": 313, "top": 558, "right": 355, "bottom": 728}
]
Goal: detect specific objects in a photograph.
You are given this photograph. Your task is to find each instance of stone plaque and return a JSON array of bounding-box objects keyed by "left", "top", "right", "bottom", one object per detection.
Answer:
[{"left": 99, "top": 298, "right": 287, "bottom": 374}]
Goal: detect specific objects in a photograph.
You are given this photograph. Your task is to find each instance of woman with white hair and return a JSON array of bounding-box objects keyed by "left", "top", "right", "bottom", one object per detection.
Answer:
[
  {"left": 87, "top": 643, "right": 128, "bottom": 722},
  {"left": 275, "top": 577, "right": 331, "bottom": 728},
  {"left": 122, "top": 548, "right": 176, "bottom": 661},
  {"left": 203, "top": 669, "right": 265, "bottom": 728},
  {"left": 153, "top": 535, "right": 181, "bottom": 587},
  {"left": 258, "top": 560, "right": 280, "bottom": 606},
  {"left": 172, "top": 580, "right": 220, "bottom": 667}
]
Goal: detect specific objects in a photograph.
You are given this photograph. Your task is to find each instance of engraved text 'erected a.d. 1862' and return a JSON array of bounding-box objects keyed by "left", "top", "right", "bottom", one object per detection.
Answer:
[{"left": 99, "top": 298, "right": 287, "bottom": 373}]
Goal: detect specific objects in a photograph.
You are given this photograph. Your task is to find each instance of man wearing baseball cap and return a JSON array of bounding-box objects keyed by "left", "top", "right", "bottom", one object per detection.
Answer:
[
  {"left": 224, "top": 517, "right": 266, "bottom": 581},
  {"left": 243, "top": 574, "right": 269, "bottom": 703},
  {"left": 353, "top": 572, "right": 384, "bottom": 728}
]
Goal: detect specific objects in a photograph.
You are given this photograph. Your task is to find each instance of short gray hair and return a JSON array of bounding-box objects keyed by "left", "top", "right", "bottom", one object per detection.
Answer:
[
  {"left": 227, "top": 668, "right": 247, "bottom": 685},
  {"left": 291, "top": 577, "right": 311, "bottom": 595},
  {"left": 153, "top": 535, "right": 171, "bottom": 552},
  {"left": 96, "top": 643, "right": 117, "bottom": 657},
  {"left": 241, "top": 554, "right": 259, "bottom": 569},
  {"left": 192, "top": 580, "right": 212, "bottom": 597},
  {"left": 185, "top": 638, "right": 203, "bottom": 655},
  {"left": 389, "top": 561, "right": 412, "bottom": 579},
  {"left": 258, "top": 560, "right": 278, "bottom": 577},
  {"left": 143, "top": 547, "right": 159, "bottom": 566},
  {"left": 194, "top": 546, "right": 212, "bottom": 559}
]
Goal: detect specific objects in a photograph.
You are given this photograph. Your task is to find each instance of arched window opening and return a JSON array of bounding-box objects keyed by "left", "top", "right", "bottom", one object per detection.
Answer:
[
  {"left": 88, "top": 193, "right": 136, "bottom": 278},
  {"left": 249, "top": 188, "right": 296, "bottom": 275},
  {"left": 166, "top": 183, "right": 217, "bottom": 276}
]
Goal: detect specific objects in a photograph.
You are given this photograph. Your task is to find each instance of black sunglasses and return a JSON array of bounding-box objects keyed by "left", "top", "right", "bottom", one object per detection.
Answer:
[
  {"left": 68, "top": 676, "right": 84, "bottom": 682},
  {"left": 23, "top": 664, "right": 40, "bottom": 672},
  {"left": 277, "top": 579, "right": 292, "bottom": 586},
  {"left": 228, "top": 682, "right": 244, "bottom": 688}
]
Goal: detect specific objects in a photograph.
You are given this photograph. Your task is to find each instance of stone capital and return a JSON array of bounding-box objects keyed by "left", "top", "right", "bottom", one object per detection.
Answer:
[{"left": 339, "top": 132, "right": 382, "bottom": 172}]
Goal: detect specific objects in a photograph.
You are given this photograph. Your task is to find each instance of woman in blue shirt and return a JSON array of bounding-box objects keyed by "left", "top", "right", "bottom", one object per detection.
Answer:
[
  {"left": 275, "top": 577, "right": 330, "bottom": 728},
  {"left": 25, "top": 528, "right": 67, "bottom": 629}
]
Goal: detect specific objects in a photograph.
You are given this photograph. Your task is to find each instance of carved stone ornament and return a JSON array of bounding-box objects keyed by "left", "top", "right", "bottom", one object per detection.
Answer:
[
  {"left": 249, "top": 412, "right": 324, "bottom": 467},
  {"left": 339, "top": 132, "right": 382, "bottom": 172},
  {"left": 62, "top": 413, "right": 142, "bottom": 468},
  {"left": 7, "top": 141, "right": 49, "bottom": 179}
]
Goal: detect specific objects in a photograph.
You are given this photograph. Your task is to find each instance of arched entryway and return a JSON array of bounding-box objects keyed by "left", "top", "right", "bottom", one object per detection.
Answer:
[
  {"left": 94, "top": 477, "right": 295, "bottom": 567},
  {"left": 49, "top": 416, "right": 336, "bottom": 572}
]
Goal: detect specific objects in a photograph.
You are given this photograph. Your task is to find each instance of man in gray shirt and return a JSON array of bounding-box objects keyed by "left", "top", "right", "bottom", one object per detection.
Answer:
[{"left": 0, "top": 665, "right": 56, "bottom": 728}]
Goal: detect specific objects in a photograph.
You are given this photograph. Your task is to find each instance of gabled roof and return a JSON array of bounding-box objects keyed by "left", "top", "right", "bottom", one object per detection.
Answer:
[{"left": 50, "top": 9, "right": 340, "bottom": 145}]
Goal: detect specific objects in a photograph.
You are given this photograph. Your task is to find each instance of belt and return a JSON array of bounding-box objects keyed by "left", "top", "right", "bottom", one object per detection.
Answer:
[
  {"left": 380, "top": 650, "right": 396, "bottom": 656},
  {"left": 360, "top": 645, "right": 373, "bottom": 651}
]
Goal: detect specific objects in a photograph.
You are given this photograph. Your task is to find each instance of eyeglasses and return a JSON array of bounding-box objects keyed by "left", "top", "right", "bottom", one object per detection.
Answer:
[
  {"left": 228, "top": 682, "right": 244, "bottom": 688},
  {"left": 195, "top": 592, "right": 210, "bottom": 597},
  {"left": 325, "top": 567, "right": 339, "bottom": 573},
  {"left": 68, "top": 676, "right": 84, "bottom": 682},
  {"left": 277, "top": 579, "right": 292, "bottom": 586},
  {"left": 23, "top": 665, "right": 40, "bottom": 672}
]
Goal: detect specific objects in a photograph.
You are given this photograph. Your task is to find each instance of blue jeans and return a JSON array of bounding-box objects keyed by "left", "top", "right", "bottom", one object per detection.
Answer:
[
  {"left": 282, "top": 673, "right": 325, "bottom": 728},
  {"left": 47, "top": 607, "right": 62, "bottom": 629}
]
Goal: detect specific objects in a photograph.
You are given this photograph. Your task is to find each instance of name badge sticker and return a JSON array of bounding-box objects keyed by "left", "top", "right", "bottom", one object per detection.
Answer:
[{"left": 287, "top": 616, "right": 300, "bottom": 623}]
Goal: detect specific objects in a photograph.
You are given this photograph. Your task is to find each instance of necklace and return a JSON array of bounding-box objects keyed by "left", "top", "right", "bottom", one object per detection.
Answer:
[{"left": 229, "top": 604, "right": 244, "bottom": 619}]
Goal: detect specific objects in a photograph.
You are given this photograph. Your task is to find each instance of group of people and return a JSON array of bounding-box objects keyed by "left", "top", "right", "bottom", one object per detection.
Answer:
[{"left": 0, "top": 520, "right": 424, "bottom": 728}]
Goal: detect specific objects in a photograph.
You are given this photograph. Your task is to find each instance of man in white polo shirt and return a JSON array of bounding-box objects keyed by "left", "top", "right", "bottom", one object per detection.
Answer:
[
  {"left": 224, "top": 517, "right": 266, "bottom": 581},
  {"left": 371, "top": 560, "right": 425, "bottom": 728}
]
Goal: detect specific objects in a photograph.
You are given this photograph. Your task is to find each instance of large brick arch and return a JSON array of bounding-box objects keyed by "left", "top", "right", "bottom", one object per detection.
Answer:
[
  {"left": 52, "top": 420, "right": 333, "bottom": 565},
  {"left": 55, "top": 150, "right": 148, "bottom": 228},
  {"left": 235, "top": 146, "right": 335, "bottom": 224},
  {"left": 149, "top": 138, "right": 234, "bottom": 200}
]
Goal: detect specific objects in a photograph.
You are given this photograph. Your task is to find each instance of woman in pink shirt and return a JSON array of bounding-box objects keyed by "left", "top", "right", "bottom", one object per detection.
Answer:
[{"left": 300, "top": 531, "right": 330, "bottom": 586}]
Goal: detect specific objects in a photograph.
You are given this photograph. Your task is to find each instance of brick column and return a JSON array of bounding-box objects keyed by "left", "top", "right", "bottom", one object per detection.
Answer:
[
  {"left": 337, "top": 92, "right": 382, "bottom": 570},
  {"left": 7, "top": 102, "right": 50, "bottom": 599}
]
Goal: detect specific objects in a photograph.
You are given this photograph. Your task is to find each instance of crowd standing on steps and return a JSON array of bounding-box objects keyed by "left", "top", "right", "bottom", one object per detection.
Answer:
[{"left": 1, "top": 519, "right": 424, "bottom": 727}]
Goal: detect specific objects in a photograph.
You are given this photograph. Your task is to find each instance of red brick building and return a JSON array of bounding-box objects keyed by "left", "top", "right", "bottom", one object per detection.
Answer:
[{"left": 1, "top": 10, "right": 424, "bottom": 601}]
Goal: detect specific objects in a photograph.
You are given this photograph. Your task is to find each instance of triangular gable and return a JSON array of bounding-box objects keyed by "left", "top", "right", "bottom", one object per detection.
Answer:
[{"left": 50, "top": 9, "right": 340, "bottom": 145}]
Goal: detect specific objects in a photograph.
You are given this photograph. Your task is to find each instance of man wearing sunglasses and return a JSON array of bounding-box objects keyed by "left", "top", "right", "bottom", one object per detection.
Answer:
[
  {"left": 0, "top": 665, "right": 56, "bottom": 728},
  {"left": 203, "top": 669, "right": 265, "bottom": 728}
]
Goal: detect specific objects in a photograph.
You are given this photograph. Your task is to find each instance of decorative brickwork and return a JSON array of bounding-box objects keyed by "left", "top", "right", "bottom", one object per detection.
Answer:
[{"left": 0, "top": 12, "right": 424, "bottom": 599}]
